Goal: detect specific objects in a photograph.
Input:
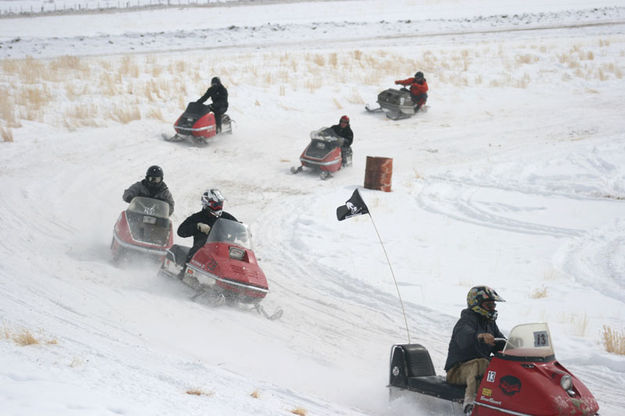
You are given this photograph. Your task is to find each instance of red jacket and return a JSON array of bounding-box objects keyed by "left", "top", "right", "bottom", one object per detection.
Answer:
[{"left": 395, "top": 77, "right": 429, "bottom": 96}]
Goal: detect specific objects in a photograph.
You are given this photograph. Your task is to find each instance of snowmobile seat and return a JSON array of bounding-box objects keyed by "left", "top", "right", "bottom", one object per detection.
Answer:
[
  {"left": 407, "top": 375, "right": 465, "bottom": 402},
  {"left": 403, "top": 344, "right": 436, "bottom": 376},
  {"left": 168, "top": 244, "right": 191, "bottom": 266},
  {"left": 389, "top": 344, "right": 465, "bottom": 402}
]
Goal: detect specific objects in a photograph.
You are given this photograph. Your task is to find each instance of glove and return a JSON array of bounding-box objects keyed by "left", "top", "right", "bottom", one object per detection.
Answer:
[
  {"left": 197, "top": 223, "right": 211, "bottom": 234},
  {"left": 394, "top": 81, "right": 400, "bottom": 85}
]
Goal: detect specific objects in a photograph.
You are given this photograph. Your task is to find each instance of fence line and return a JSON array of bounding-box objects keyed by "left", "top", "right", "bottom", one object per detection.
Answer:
[{"left": 0, "top": 0, "right": 232, "bottom": 17}]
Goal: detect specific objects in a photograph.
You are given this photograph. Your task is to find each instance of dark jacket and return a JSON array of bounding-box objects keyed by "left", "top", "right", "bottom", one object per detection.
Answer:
[
  {"left": 330, "top": 124, "right": 353, "bottom": 147},
  {"left": 123, "top": 180, "right": 175, "bottom": 215},
  {"left": 444, "top": 308, "right": 505, "bottom": 371},
  {"left": 177, "top": 210, "right": 238, "bottom": 259},
  {"left": 197, "top": 84, "right": 228, "bottom": 114}
]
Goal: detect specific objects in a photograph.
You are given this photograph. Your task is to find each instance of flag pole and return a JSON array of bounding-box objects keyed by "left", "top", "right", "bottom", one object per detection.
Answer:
[{"left": 367, "top": 212, "right": 411, "bottom": 344}]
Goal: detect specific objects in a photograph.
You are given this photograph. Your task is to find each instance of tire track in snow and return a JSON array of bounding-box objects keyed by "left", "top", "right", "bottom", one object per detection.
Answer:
[{"left": 416, "top": 176, "right": 584, "bottom": 238}]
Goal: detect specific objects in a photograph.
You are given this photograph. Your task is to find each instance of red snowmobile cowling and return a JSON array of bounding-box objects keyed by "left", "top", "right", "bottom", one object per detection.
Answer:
[
  {"left": 111, "top": 197, "right": 174, "bottom": 263},
  {"left": 159, "top": 218, "right": 269, "bottom": 304},
  {"left": 291, "top": 127, "right": 352, "bottom": 180},
  {"left": 187, "top": 236, "right": 269, "bottom": 303},
  {"left": 388, "top": 323, "right": 599, "bottom": 416},
  {"left": 167, "top": 101, "right": 232, "bottom": 144}
]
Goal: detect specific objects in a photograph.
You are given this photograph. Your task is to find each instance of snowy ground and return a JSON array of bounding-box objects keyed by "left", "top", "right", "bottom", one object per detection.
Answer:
[{"left": 1, "top": 1, "right": 625, "bottom": 415}]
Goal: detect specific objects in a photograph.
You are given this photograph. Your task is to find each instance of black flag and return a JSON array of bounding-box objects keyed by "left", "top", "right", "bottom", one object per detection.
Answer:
[{"left": 336, "top": 189, "right": 369, "bottom": 221}]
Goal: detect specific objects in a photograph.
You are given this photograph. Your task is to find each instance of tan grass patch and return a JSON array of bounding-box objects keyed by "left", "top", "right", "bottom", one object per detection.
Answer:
[
  {"left": 291, "top": 407, "right": 307, "bottom": 416},
  {"left": 602, "top": 326, "right": 625, "bottom": 354},
  {"left": 14, "top": 329, "right": 39, "bottom": 346},
  {"left": 250, "top": 390, "right": 260, "bottom": 399},
  {"left": 530, "top": 286, "right": 548, "bottom": 299},
  {"left": 1, "top": 126, "right": 14, "bottom": 142},
  {"left": 186, "top": 388, "right": 214, "bottom": 397},
  {"left": 146, "top": 107, "right": 165, "bottom": 121},
  {"left": 110, "top": 106, "right": 141, "bottom": 124},
  {"left": 312, "top": 54, "right": 325, "bottom": 67}
]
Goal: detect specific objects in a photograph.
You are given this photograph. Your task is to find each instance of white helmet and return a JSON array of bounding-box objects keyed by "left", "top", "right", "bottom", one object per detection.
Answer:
[{"left": 201, "top": 189, "right": 224, "bottom": 216}]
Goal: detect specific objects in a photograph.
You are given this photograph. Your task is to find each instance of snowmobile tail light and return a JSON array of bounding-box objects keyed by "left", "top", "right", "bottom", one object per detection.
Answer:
[
  {"left": 229, "top": 247, "right": 246, "bottom": 260},
  {"left": 560, "top": 374, "right": 572, "bottom": 391}
]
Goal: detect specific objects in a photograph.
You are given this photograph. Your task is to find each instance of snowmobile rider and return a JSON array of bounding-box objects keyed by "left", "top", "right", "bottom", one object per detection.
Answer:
[
  {"left": 177, "top": 188, "right": 238, "bottom": 265},
  {"left": 122, "top": 165, "right": 175, "bottom": 215},
  {"left": 196, "top": 76, "right": 228, "bottom": 134},
  {"left": 329, "top": 115, "right": 353, "bottom": 167},
  {"left": 444, "top": 286, "right": 506, "bottom": 415},
  {"left": 394, "top": 71, "right": 428, "bottom": 111}
]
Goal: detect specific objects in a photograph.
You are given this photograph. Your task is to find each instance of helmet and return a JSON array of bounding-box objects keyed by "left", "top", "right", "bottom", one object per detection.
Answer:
[
  {"left": 414, "top": 71, "right": 424, "bottom": 81},
  {"left": 339, "top": 115, "right": 350, "bottom": 124},
  {"left": 145, "top": 165, "right": 163, "bottom": 188},
  {"left": 467, "top": 286, "right": 505, "bottom": 320},
  {"left": 211, "top": 77, "right": 221, "bottom": 86},
  {"left": 201, "top": 188, "right": 224, "bottom": 216}
]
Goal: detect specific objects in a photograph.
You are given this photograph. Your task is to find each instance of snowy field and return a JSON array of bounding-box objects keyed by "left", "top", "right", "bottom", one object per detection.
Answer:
[{"left": 1, "top": 0, "right": 625, "bottom": 415}]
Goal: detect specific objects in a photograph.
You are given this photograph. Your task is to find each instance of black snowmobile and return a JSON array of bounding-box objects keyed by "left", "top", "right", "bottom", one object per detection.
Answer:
[{"left": 365, "top": 88, "right": 426, "bottom": 120}]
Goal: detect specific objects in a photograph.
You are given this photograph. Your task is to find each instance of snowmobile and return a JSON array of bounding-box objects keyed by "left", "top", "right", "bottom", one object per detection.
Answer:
[
  {"left": 158, "top": 218, "right": 282, "bottom": 320},
  {"left": 111, "top": 196, "right": 174, "bottom": 263},
  {"left": 164, "top": 101, "right": 232, "bottom": 145},
  {"left": 365, "top": 87, "right": 426, "bottom": 120},
  {"left": 290, "top": 127, "right": 352, "bottom": 180},
  {"left": 388, "top": 322, "right": 599, "bottom": 415}
]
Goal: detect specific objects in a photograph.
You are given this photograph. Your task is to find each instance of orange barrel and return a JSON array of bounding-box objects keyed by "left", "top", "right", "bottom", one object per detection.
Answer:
[{"left": 364, "top": 156, "right": 393, "bottom": 192}]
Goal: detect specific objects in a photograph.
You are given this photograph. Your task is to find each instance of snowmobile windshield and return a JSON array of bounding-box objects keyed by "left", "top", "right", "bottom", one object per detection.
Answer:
[
  {"left": 206, "top": 218, "right": 252, "bottom": 250},
  {"left": 310, "top": 128, "right": 343, "bottom": 148},
  {"left": 127, "top": 197, "right": 170, "bottom": 219},
  {"left": 501, "top": 323, "right": 555, "bottom": 358}
]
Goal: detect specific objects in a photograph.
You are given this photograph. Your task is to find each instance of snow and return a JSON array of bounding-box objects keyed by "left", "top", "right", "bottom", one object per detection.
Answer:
[{"left": 1, "top": 0, "right": 625, "bottom": 415}]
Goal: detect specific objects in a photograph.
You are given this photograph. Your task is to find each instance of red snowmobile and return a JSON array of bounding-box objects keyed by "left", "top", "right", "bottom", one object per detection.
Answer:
[
  {"left": 158, "top": 218, "right": 282, "bottom": 320},
  {"left": 165, "top": 101, "right": 232, "bottom": 145},
  {"left": 290, "top": 127, "right": 352, "bottom": 180},
  {"left": 111, "top": 196, "right": 174, "bottom": 263},
  {"left": 388, "top": 322, "right": 599, "bottom": 415}
]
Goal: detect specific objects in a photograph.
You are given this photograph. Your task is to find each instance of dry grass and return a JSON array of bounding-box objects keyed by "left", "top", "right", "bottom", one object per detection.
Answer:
[
  {"left": 110, "top": 106, "right": 141, "bottom": 124},
  {"left": 14, "top": 329, "right": 38, "bottom": 345},
  {"left": 602, "top": 326, "right": 625, "bottom": 355},
  {"left": 530, "top": 286, "right": 548, "bottom": 299},
  {"left": 1, "top": 327, "right": 57, "bottom": 346},
  {"left": 186, "top": 388, "right": 214, "bottom": 397},
  {"left": 250, "top": 390, "right": 260, "bottom": 399},
  {"left": 0, "top": 38, "right": 620, "bottom": 130},
  {"left": 1, "top": 126, "right": 13, "bottom": 142},
  {"left": 291, "top": 407, "right": 307, "bottom": 416}
]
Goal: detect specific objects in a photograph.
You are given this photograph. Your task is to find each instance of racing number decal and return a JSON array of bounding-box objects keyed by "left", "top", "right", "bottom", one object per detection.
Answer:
[{"left": 533, "top": 331, "right": 549, "bottom": 347}]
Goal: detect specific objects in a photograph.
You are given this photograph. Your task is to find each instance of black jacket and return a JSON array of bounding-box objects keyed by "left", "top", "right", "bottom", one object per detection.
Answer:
[
  {"left": 197, "top": 84, "right": 228, "bottom": 113},
  {"left": 122, "top": 180, "right": 175, "bottom": 215},
  {"left": 177, "top": 209, "right": 237, "bottom": 256},
  {"left": 330, "top": 124, "right": 353, "bottom": 147},
  {"left": 444, "top": 308, "right": 505, "bottom": 371}
]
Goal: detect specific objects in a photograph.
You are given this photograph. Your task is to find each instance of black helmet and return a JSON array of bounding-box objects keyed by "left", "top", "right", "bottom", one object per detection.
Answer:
[
  {"left": 467, "top": 286, "right": 505, "bottom": 320},
  {"left": 145, "top": 165, "right": 163, "bottom": 188},
  {"left": 415, "top": 71, "right": 424, "bottom": 81},
  {"left": 211, "top": 77, "right": 221, "bottom": 86}
]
